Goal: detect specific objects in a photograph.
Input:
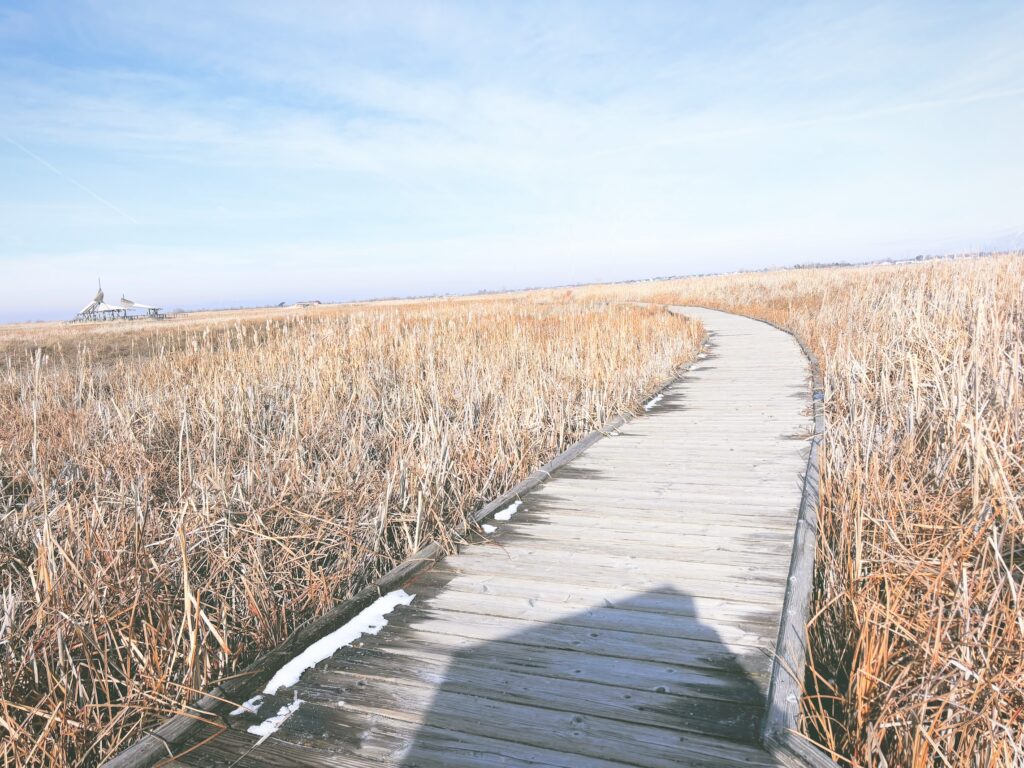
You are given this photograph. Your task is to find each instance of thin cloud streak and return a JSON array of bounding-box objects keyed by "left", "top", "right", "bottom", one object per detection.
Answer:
[{"left": 3, "top": 135, "right": 141, "bottom": 224}]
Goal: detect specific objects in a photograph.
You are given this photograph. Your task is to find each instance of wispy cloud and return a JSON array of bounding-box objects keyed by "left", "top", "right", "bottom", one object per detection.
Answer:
[{"left": 4, "top": 135, "right": 140, "bottom": 223}]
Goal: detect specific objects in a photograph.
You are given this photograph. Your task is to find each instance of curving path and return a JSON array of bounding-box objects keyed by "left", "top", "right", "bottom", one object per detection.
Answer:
[{"left": 144, "top": 307, "right": 813, "bottom": 768}]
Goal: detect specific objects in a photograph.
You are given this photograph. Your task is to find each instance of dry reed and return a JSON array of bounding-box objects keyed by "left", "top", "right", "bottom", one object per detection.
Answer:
[{"left": 0, "top": 300, "right": 702, "bottom": 767}]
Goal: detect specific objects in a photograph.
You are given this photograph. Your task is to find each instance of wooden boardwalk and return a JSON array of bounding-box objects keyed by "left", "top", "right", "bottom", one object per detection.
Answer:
[{"left": 147, "top": 307, "right": 814, "bottom": 768}]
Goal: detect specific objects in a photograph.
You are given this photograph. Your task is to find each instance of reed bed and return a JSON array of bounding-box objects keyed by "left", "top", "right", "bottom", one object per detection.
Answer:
[
  {"left": 0, "top": 300, "right": 702, "bottom": 767},
  {"left": 567, "top": 255, "right": 1024, "bottom": 766}
]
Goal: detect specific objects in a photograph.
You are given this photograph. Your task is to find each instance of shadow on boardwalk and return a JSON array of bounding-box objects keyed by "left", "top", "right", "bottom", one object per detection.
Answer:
[
  {"left": 169, "top": 587, "right": 775, "bottom": 767},
  {"left": 386, "top": 585, "right": 770, "bottom": 768}
]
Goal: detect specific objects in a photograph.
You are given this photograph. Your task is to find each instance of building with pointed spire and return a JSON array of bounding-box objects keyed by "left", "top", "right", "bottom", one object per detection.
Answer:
[{"left": 72, "top": 281, "right": 164, "bottom": 321}]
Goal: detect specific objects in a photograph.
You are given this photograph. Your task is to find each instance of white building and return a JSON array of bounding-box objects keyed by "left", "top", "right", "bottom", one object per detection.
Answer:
[{"left": 73, "top": 282, "right": 164, "bottom": 322}]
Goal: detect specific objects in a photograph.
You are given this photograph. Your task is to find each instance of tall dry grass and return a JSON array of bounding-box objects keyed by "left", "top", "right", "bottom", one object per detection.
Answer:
[
  {"left": 569, "top": 255, "right": 1024, "bottom": 766},
  {"left": 0, "top": 300, "right": 702, "bottom": 767}
]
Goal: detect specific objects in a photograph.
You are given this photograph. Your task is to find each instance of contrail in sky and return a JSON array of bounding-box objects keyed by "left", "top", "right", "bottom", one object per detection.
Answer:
[{"left": 4, "top": 135, "right": 140, "bottom": 224}]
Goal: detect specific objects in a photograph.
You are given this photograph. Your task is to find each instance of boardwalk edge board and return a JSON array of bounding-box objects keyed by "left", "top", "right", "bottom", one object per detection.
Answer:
[
  {"left": 102, "top": 323, "right": 710, "bottom": 768},
  {"left": 729, "top": 309, "right": 838, "bottom": 768}
]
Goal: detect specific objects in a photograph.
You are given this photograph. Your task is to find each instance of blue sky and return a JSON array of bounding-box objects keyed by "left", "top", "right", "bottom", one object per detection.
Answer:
[{"left": 2, "top": 1, "right": 1023, "bottom": 321}]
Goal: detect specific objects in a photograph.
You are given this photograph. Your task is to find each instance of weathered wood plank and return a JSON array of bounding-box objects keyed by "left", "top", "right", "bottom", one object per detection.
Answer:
[
  {"left": 481, "top": 525, "right": 794, "bottom": 560},
  {"left": 441, "top": 546, "right": 793, "bottom": 585},
  {"left": 316, "top": 635, "right": 768, "bottom": 705},
  {"left": 287, "top": 696, "right": 779, "bottom": 768},
  {"left": 416, "top": 564, "right": 788, "bottom": 611},
  {"left": 486, "top": 508, "right": 795, "bottom": 536},
  {"left": 407, "top": 590, "right": 779, "bottom": 648},
  {"left": 170, "top": 716, "right": 638, "bottom": 768},
  {"left": 511, "top": 506, "right": 798, "bottom": 533},
  {"left": 538, "top": 475, "right": 802, "bottom": 491},
  {"left": 434, "top": 559, "right": 789, "bottom": 603},
  {"left": 521, "top": 501, "right": 801, "bottom": 527},
  {"left": 369, "top": 609, "right": 775, "bottom": 681},
  {"left": 300, "top": 652, "right": 765, "bottom": 740},
  {"left": 410, "top": 567, "right": 783, "bottom": 621},
  {"left": 527, "top": 487, "right": 802, "bottom": 506}
]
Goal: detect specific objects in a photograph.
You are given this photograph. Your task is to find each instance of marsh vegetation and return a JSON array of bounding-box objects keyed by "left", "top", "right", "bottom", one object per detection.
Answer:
[{"left": 0, "top": 301, "right": 701, "bottom": 766}]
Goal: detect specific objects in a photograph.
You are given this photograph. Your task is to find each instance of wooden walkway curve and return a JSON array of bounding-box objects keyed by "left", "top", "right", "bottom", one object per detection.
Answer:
[{"left": 132, "top": 307, "right": 815, "bottom": 768}]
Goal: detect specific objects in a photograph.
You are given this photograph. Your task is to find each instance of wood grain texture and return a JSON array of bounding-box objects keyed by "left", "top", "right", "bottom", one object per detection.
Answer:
[{"left": 106, "top": 306, "right": 823, "bottom": 767}]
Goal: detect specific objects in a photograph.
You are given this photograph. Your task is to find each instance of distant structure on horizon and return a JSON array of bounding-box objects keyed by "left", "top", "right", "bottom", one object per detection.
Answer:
[{"left": 72, "top": 281, "right": 166, "bottom": 322}]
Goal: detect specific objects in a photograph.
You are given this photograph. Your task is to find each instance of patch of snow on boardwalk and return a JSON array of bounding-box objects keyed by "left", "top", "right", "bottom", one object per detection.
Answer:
[
  {"left": 230, "top": 694, "right": 264, "bottom": 716},
  {"left": 644, "top": 393, "right": 664, "bottom": 411},
  {"left": 248, "top": 695, "right": 302, "bottom": 742},
  {"left": 262, "top": 589, "right": 415, "bottom": 695},
  {"left": 494, "top": 500, "right": 522, "bottom": 521},
  {"left": 482, "top": 523, "right": 497, "bottom": 534}
]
